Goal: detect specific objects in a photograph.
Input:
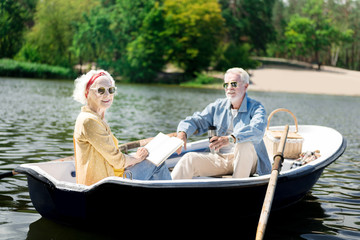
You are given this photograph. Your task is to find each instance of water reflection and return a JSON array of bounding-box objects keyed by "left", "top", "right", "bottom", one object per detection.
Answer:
[
  {"left": 267, "top": 193, "right": 333, "bottom": 240},
  {"left": 23, "top": 192, "right": 332, "bottom": 240}
]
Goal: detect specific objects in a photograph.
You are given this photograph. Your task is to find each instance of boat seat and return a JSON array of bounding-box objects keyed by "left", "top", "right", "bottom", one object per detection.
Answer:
[
  {"left": 169, "top": 167, "right": 258, "bottom": 179},
  {"left": 211, "top": 173, "right": 259, "bottom": 178},
  {"left": 211, "top": 174, "right": 232, "bottom": 178}
]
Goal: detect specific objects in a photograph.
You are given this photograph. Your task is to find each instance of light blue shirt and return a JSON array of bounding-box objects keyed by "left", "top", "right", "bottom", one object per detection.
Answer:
[{"left": 177, "top": 93, "right": 271, "bottom": 176}]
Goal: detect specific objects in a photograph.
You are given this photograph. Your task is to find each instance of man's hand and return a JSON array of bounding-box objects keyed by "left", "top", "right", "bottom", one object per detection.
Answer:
[
  {"left": 209, "top": 136, "right": 229, "bottom": 151},
  {"left": 176, "top": 131, "right": 187, "bottom": 154}
]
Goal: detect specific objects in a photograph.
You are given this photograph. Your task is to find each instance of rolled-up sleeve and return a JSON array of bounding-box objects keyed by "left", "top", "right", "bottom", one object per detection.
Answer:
[
  {"left": 82, "top": 118, "right": 125, "bottom": 169},
  {"left": 177, "top": 101, "right": 217, "bottom": 137}
]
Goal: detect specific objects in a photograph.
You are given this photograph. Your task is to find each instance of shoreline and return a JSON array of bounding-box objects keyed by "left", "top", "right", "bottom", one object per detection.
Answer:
[
  {"left": 1, "top": 59, "right": 359, "bottom": 97},
  {"left": 247, "top": 65, "right": 360, "bottom": 97}
]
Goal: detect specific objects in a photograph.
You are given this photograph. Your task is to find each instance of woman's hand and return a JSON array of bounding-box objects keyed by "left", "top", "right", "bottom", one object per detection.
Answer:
[
  {"left": 176, "top": 131, "right": 187, "bottom": 154},
  {"left": 209, "top": 136, "right": 229, "bottom": 151},
  {"left": 135, "top": 147, "right": 149, "bottom": 161}
]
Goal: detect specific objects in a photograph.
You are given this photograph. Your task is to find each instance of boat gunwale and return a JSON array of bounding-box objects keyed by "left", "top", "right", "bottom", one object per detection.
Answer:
[{"left": 15, "top": 125, "right": 347, "bottom": 192}]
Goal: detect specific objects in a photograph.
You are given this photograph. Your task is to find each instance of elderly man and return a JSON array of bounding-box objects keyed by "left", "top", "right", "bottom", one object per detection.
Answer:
[{"left": 172, "top": 67, "right": 271, "bottom": 179}]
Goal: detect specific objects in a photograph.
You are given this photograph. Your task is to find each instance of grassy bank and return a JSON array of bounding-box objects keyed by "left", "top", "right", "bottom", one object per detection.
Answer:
[
  {"left": 0, "top": 59, "right": 76, "bottom": 79},
  {"left": 179, "top": 73, "right": 223, "bottom": 88}
]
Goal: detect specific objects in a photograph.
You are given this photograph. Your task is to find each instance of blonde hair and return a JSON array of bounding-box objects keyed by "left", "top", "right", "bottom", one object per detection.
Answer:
[
  {"left": 73, "top": 70, "right": 115, "bottom": 105},
  {"left": 224, "top": 67, "right": 249, "bottom": 84}
]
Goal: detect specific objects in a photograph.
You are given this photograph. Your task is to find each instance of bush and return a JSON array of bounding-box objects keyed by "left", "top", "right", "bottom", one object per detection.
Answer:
[
  {"left": 214, "top": 43, "right": 260, "bottom": 71},
  {"left": 0, "top": 59, "right": 76, "bottom": 79},
  {"left": 180, "top": 73, "right": 222, "bottom": 87}
]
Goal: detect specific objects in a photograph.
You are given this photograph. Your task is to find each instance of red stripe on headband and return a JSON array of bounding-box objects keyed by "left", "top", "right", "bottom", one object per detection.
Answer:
[{"left": 85, "top": 72, "right": 106, "bottom": 98}]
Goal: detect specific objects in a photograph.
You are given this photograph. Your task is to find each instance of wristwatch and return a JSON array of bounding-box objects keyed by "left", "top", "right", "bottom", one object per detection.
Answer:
[{"left": 228, "top": 135, "right": 236, "bottom": 144}]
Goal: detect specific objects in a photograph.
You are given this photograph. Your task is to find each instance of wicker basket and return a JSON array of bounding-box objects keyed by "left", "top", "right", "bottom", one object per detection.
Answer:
[{"left": 264, "top": 108, "right": 304, "bottom": 159}]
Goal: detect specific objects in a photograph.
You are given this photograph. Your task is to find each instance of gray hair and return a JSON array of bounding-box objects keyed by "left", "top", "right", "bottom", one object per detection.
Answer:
[
  {"left": 224, "top": 67, "right": 250, "bottom": 84},
  {"left": 73, "top": 70, "right": 115, "bottom": 105}
]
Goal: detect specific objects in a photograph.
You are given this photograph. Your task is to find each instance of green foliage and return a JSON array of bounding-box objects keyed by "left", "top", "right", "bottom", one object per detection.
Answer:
[
  {"left": 0, "top": 0, "right": 27, "bottom": 58},
  {"left": 71, "top": 8, "right": 115, "bottom": 65},
  {"left": 180, "top": 73, "right": 222, "bottom": 87},
  {"left": 283, "top": 0, "right": 353, "bottom": 68},
  {"left": 121, "top": 1, "right": 167, "bottom": 82},
  {"left": 20, "top": 0, "right": 99, "bottom": 67},
  {"left": 284, "top": 15, "right": 315, "bottom": 58},
  {"left": 219, "top": 0, "right": 275, "bottom": 53},
  {"left": 2, "top": 0, "right": 360, "bottom": 81},
  {"left": 14, "top": 42, "right": 41, "bottom": 63},
  {"left": 95, "top": 0, "right": 165, "bottom": 82},
  {"left": 0, "top": 59, "right": 75, "bottom": 79},
  {"left": 214, "top": 43, "right": 260, "bottom": 71},
  {"left": 93, "top": 0, "right": 225, "bottom": 81},
  {"left": 270, "top": 0, "right": 356, "bottom": 69},
  {"left": 162, "top": 0, "right": 225, "bottom": 76}
]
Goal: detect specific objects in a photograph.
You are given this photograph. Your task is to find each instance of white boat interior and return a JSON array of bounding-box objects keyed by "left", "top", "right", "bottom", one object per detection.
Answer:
[{"left": 19, "top": 125, "right": 344, "bottom": 190}]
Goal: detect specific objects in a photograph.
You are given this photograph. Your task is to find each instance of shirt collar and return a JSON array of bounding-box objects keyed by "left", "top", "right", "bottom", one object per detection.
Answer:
[{"left": 226, "top": 93, "right": 248, "bottom": 113}]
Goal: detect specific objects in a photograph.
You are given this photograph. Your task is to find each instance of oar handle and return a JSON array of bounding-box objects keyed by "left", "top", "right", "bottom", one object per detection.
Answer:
[
  {"left": 0, "top": 170, "right": 18, "bottom": 180},
  {"left": 255, "top": 125, "right": 289, "bottom": 240}
]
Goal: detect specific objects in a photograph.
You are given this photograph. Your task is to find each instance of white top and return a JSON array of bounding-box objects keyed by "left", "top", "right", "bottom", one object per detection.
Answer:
[{"left": 220, "top": 108, "right": 238, "bottom": 154}]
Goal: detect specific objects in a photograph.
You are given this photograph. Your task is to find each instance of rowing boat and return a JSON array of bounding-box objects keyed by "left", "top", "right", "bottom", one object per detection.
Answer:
[{"left": 15, "top": 125, "right": 346, "bottom": 225}]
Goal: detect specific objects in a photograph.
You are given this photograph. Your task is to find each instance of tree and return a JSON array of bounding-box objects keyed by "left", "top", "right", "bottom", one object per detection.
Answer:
[
  {"left": 124, "top": 2, "right": 167, "bottom": 82},
  {"left": 71, "top": 0, "right": 168, "bottom": 82},
  {"left": 219, "top": 0, "right": 275, "bottom": 53},
  {"left": 214, "top": 42, "right": 259, "bottom": 71},
  {"left": 327, "top": 0, "right": 357, "bottom": 69},
  {"left": 284, "top": 0, "right": 352, "bottom": 69},
  {"left": 71, "top": 8, "right": 115, "bottom": 70},
  {"left": 284, "top": 15, "right": 315, "bottom": 61},
  {"left": 109, "top": 0, "right": 157, "bottom": 63},
  {"left": 162, "top": 0, "right": 225, "bottom": 76},
  {"left": 111, "top": 0, "right": 166, "bottom": 82},
  {"left": 22, "top": 0, "right": 99, "bottom": 67},
  {"left": 0, "top": 0, "right": 27, "bottom": 58},
  {"left": 242, "top": 0, "right": 275, "bottom": 53},
  {"left": 217, "top": 0, "right": 274, "bottom": 71}
]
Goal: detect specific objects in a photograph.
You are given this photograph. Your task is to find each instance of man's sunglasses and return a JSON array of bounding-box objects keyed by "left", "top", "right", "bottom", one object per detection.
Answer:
[
  {"left": 222, "top": 82, "right": 238, "bottom": 89},
  {"left": 91, "top": 86, "right": 117, "bottom": 95}
]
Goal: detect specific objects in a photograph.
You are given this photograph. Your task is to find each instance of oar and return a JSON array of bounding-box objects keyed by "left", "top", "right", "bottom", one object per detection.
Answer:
[
  {"left": 255, "top": 125, "right": 289, "bottom": 240},
  {"left": 0, "top": 132, "right": 178, "bottom": 179},
  {"left": 0, "top": 170, "right": 18, "bottom": 179}
]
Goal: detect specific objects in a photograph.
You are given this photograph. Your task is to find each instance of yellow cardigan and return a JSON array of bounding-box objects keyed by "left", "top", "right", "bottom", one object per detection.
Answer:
[{"left": 73, "top": 106, "right": 125, "bottom": 185}]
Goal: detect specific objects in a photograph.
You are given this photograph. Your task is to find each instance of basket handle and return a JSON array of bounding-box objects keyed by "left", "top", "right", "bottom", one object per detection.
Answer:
[{"left": 266, "top": 108, "right": 298, "bottom": 133}]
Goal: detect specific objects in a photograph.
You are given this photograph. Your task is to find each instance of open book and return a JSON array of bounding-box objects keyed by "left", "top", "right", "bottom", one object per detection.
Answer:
[{"left": 144, "top": 132, "right": 184, "bottom": 166}]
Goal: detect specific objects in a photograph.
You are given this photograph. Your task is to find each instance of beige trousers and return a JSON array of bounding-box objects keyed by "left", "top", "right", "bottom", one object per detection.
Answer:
[{"left": 171, "top": 142, "right": 258, "bottom": 179}]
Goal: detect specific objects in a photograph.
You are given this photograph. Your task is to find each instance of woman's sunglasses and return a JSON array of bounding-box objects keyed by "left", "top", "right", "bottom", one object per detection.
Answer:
[
  {"left": 91, "top": 86, "right": 117, "bottom": 95},
  {"left": 222, "top": 82, "right": 238, "bottom": 89}
]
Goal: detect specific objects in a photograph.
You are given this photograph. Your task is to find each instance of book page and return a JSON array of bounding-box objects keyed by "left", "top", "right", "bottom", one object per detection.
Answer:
[{"left": 144, "top": 133, "right": 183, "bottom": 166}]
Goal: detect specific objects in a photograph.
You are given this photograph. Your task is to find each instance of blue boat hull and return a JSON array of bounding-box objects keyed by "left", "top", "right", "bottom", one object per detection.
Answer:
[{"left": 23, "top": 162, "right": 326, "bottom": 225}]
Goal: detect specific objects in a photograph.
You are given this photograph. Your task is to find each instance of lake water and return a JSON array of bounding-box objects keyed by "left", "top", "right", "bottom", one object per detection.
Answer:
[{"left": 0, "top": 77, "right": 359, "bottom": 239}]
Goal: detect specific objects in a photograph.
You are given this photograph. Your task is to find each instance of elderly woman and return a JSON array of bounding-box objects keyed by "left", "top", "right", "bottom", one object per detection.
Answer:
[{"left": 73, "top": 70, "right": 171, "bottom": 185}]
